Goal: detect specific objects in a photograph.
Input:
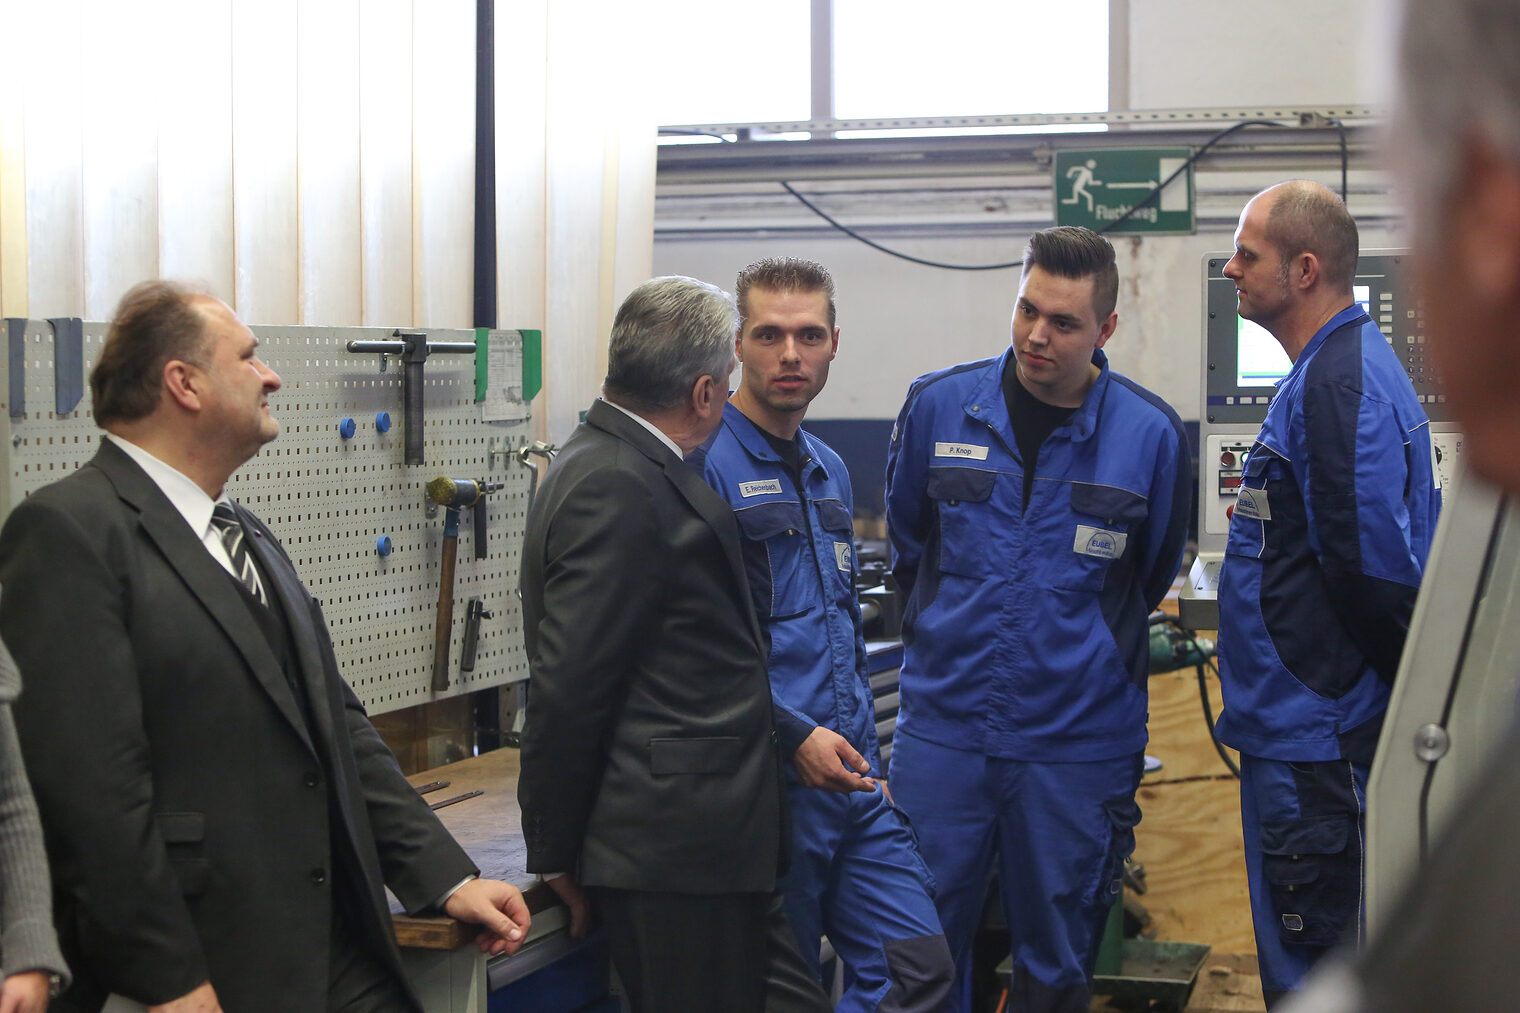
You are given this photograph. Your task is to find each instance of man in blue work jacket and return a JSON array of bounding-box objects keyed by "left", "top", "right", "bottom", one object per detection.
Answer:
[
  {"left": 1215, "top": 181, "right": 1440, "bottom": 1008},
  {"left": 884, "top": 227, "right": 1191, "bottom": 1013},
  {"left": 699, "top": 258, "right": 954, "bottom": 1012}
]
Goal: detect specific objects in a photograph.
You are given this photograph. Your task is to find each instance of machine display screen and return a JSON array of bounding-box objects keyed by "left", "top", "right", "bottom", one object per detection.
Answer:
[
  {"left": 1235, "top": 318, "right": 1290, "bottom": 387},
  {"left": 1233, "top": 284, "right": 1373, "bottom": 388}
]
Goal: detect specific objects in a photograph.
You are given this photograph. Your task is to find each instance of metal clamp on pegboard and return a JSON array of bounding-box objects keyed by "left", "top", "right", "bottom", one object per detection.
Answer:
[
  {"left": 513, "top": 440, "right": 557, "bottom": 504},
  {"left": 345, "top": 330, "right": 476, "bottom": 465}
]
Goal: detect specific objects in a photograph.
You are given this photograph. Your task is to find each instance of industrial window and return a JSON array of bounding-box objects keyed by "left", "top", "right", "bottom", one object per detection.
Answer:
[
  {"left": 651, "top": 0, "right": 1108, "bottom": 136},
  {"left": 833, "top": 0, "right": 1108, "bottom": 133},
  {"left": 646, "top": 0, "right": 812, "bottom": 128}
]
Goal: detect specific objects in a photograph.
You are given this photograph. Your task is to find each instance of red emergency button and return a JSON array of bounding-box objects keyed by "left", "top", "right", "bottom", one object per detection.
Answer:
[
  {"left": 1226, "top": 503, "right": 1236, "bottom": 521},
  {"left": 1221, "top": 450, "right": 1236, "bottom": 467}
]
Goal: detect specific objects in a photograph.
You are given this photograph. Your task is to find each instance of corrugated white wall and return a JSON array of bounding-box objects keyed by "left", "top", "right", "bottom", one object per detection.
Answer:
[{"left": 0, "top": 0, "right": 655, "bottom": 444}]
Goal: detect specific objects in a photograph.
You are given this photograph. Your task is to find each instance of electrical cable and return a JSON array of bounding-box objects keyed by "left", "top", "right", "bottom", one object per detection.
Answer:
[
  {"left": 780, "top": 181, "right": 1026, "bottom": 271},
  {"left": 1196, "top": 657, "right": 1241, "bottom": 779},
  {"left": 778, "top": 118, "right": 1292, "bottom": 271},
  {"left": 1149, "top": 611, "right": 1234, "bottom": 775},
  {"left": 1160, "top": 614, "right": 1241, "bottom": 778}
]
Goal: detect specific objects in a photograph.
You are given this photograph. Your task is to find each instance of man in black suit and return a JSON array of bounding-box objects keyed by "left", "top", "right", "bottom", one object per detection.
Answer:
[
  {"left": 0, "top": 281, "right": 529, "bottom": 1013},
  {"left": 517, "top": 276, "right": 831, "bottom": 1013}
]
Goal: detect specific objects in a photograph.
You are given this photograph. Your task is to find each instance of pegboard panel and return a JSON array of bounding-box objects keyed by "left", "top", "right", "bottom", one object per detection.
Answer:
[{"left": 0, "top": 319, "right": 535, "bottom": 715}]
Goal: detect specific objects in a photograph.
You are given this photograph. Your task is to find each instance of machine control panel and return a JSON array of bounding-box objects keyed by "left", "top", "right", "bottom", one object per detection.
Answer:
[
  {"left": 1196, "top": 250, "right": 1462, "bottom": 556},
  {"left": 1202, "top": 435, "right": 1258, "bottom": 540}
]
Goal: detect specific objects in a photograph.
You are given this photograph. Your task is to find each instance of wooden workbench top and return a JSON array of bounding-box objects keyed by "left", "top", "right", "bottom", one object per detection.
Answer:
[{"left": 389, "top": 745, "right": 554, "bottom": 949}]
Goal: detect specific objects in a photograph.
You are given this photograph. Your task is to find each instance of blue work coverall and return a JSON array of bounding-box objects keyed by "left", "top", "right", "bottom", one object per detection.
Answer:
[
  {"left": 1216, "top": 305, "right": 1440, "bottom": 1001},
  {"left": 701, "top": 402, "right": 953, "bottom": 1013},
  {"left": 884, "top": 348, "right": 1189, "bottom": 1013}
]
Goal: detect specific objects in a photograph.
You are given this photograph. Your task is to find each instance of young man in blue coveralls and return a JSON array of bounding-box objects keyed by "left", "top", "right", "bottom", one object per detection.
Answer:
[
  {"left": 884, "top": 227, "right": 1191, "bottom": 1013},
  {"left": 699, "top": 258, "right": 955, "bottom": 1012},
  {"left": 1214, "top": 181, "right": 1440, "bottom": 1008}
]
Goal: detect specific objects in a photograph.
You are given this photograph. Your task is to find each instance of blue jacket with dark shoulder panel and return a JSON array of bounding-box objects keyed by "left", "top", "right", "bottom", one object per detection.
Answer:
[
  {"left": 884, "top": 347, "right": 1191, "bottom": 761},
  {"left": 1216, "top": 306, "right": 1441, "bottom": 763},
  {"left": 700, "top": 402, "right": 880, "bottom": 776}
]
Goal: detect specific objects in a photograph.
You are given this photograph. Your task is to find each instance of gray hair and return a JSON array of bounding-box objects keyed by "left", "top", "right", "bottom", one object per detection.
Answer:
[
  {"left": 1396, "top": 0, "right": 1520, "bottom": 235},
  {"left": 603, "top": 276, "right": 737, "bottom": 413}
]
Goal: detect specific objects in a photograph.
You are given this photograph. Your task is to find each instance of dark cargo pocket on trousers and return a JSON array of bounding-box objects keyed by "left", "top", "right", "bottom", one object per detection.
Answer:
[
  {"left": 1092, "top": 795, "right": 1142, "bottom": 907},
  {"left": 649, "top": 736, "right": 743, "bottom": 775},
  {"left": 1260, "top": 814, "right": 1359, "bottom": 948}
]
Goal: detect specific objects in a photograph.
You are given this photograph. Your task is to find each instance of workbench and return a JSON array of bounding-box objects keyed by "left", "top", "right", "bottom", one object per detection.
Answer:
[
  {"left": 393, "top": 638, "right": 905, "bottom": 1010},
  {"left": 394, "top": 747, "right": 611, "bottom": 1013}
]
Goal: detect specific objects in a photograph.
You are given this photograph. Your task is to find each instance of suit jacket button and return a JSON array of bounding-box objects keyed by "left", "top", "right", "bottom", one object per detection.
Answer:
[
  {"left": 311, "top": 868, "right": 327, "bottom": 885},
  {"left": 304, "top": 771, "right": 320, "bottom": 787}
]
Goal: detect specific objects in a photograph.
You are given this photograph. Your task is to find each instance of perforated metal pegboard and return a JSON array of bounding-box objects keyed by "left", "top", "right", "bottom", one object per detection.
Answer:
[{"left": 0, "top": 319, "right": 534, "bottom": 715}]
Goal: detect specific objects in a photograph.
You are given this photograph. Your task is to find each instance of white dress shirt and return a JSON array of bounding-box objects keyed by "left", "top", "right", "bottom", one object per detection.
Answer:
[
  {"left": 600, "top": 397, "right": 684, "bottom": 459},
  {"left": 104, "top": 433, "right": 241, "bottom": 579}
]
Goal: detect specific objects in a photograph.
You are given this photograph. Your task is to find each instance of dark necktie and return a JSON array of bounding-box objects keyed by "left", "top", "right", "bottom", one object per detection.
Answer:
[{"left": 212, "top": 502, "right": 267, "bottom": 606}]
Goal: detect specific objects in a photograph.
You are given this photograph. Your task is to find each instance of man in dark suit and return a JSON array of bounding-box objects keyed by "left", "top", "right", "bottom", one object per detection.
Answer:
[
  {"left": 517, "top": 276, "right": 830, "bottom": 1013},
  {"left": 0, "top": 281, "right": 529, "bottom": 1013}
]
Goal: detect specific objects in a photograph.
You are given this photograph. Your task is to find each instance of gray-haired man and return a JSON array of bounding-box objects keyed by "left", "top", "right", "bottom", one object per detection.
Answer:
[{"left": 517, "top": 276, "right": 830, "bottom": 1013}]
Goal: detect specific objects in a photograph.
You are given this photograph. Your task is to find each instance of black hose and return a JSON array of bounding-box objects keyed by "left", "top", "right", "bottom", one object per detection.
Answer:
[
  {"left": 1195, "top": 660, "right": 1241, "bottom": 778},
  {"left": 1160, "top": 615, "right": 1241, "bottom": 779}
]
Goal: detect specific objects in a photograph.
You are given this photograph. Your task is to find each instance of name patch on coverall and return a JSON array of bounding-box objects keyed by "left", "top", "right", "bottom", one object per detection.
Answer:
[
  {"left": 834, "top": 541, "right": 852, "bottom": 572},
  {"left": 1073, "top": 525, "right": 1127, "bottom": 559},
  {"left": 740, "top": 479, "right": 783, "bottom": 498},
  {"left": 1235, "top": 486, "right": 1272, "bottom": 521},
  {"left": 934, "top": 442, "right": 989, "bottom": 460}
]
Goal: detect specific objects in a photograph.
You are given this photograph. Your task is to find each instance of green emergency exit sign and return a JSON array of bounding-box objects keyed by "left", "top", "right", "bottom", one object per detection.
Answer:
[{"left": 1053, "top": 148, "right": 1195, "bottom": 235}]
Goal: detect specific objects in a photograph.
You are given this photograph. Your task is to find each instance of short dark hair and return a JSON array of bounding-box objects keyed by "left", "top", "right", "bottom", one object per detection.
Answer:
[
  {"left": 1021, "top": 227, "right": 1119, "bottom": 320},
  {"left": 91, "top": 280, "right": 211, "bottom": 427},
  {"left": 735, "top": 257, "right": 837, "bottom": 331},
  {"left": 603, "top": 276, "right": 738, "bottom": 413},
  {"left": 1262, "top": 181, "right": 1360, "bottom": 291}
]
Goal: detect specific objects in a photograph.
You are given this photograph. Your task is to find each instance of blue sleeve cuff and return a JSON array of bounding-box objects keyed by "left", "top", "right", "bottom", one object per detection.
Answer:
[{"left": 773, "top": 704, "right": 817, "bottom": 758}]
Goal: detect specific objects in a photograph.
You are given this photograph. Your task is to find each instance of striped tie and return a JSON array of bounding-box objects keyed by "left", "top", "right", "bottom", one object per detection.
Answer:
[{"left": 212, "top": 502, "right": 267, "bottom": 606}]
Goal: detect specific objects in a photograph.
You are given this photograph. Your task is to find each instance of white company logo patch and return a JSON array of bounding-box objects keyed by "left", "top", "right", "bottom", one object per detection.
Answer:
[
  {"left": 1073, "top": 524, "right": 1126, "bottom": 560},
  {"left": 834, "top": 541, "right": 852, "bottom": 572},
  {"left": 739, "top": 479, "right": 784, "bottom": 498},
  {"left": 1234, "top": 486, "right": 1272, "bottom": 521},
  {"left": 934, "top": 442, "right": 989, "bottom": 461}
]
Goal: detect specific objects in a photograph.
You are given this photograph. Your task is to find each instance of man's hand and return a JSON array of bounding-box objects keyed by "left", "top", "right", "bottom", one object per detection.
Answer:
[
  {"left": 793, "top": 726, "right": 876, "bottom": 793},
  {"left": 148, "top": 982, "right": 223, "bottom": 1013},
  {"left": 545, "top": 873, "right": 591, "bottom": 939},
  {"left": 0, "top": 971, "right": 52, "bottom": 1013},
  {"left": 444, "top": 878, "right": 531, "bottom": 956}
]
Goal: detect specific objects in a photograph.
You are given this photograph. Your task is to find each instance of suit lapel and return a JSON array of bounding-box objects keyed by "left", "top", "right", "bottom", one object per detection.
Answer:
[
  {"left": 93, "top": 444, "right": 316, "bottom": 753},
  {"left": 586, "top": 401, "right": 767, "bottom": 654}
]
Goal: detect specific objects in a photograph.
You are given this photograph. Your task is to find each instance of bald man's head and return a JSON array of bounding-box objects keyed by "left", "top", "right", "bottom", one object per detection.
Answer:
[{"left": 1260, "top": 180, "right": 1360, "bottom": 292}]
